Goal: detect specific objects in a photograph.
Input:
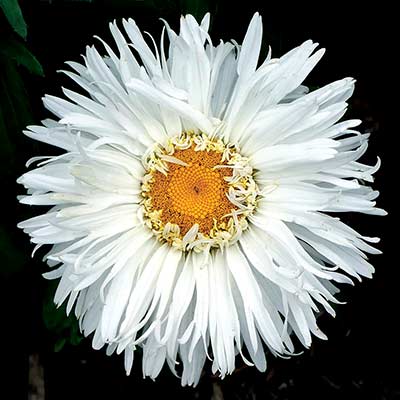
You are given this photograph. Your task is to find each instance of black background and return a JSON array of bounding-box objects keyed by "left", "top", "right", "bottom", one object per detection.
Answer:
[{"left": 2, "top": 1, "right": 396, "bottom": 399}]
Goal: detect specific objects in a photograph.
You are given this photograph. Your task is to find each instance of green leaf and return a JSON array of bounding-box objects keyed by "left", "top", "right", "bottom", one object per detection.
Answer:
[
  {"left": 0, "top": 0, "right": 27, "bottom": 40},
  {"left": 0, "top": 60, "right": 32, "bottom": 176},
  {"left": 0, "top": 39, "right": 43, "bottom": 163},
  {"left": 70, "top": 323, "right": 84, "bottom": 346},
  {"left": 0, "top": 58, "right": 34, "bottom": 151},
  {"left": 0, "top": 38, "right": 44, "bottom": 76},
  {"left": 43, "top": 281, "right": 83, "bottom": 352},
  {"left": 54, "top": 338, "right": 67, "bottom": 353}
]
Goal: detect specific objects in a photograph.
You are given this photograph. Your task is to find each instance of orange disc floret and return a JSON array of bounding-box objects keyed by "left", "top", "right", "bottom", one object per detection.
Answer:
[
  {"left": 149, "top": 146, "right": 235, "bottom": 235},
  {"left": 168, "top": 164, "right": 222, "bottom": 219}
]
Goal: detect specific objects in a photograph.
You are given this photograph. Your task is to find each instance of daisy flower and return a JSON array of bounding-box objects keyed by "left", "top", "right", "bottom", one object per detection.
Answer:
[{"left": 18, "top": 13, "right": 385, "bottom": 386}]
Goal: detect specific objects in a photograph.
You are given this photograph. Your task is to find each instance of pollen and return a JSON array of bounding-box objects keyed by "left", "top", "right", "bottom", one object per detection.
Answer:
[{"left": 149, "top": 147, "right": 234, "bottom": 235}]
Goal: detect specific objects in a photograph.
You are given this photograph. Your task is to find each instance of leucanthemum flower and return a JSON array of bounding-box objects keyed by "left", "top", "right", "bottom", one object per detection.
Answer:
[{"left": 18, "top": 13, "right": 385, "bottom": 386}]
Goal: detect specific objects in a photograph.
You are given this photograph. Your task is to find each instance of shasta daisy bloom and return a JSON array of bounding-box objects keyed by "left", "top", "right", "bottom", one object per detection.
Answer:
[{"left": 18, "top": 12, "right": 385, "bottom": 385}]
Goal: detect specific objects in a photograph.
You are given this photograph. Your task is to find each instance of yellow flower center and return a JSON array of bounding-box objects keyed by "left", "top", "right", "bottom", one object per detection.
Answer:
[
  {"left": 148, "top": 146, "right": 234, "bottom": 235},
  {"left": 141, "top": 132, "right": 258, "bottom": 251},
  {"left": 168, "top": 163, "right": 222, "bottom": 219}
]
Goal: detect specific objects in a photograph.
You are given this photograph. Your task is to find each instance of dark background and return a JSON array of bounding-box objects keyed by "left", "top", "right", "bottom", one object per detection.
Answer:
[{"left": 1, "top": 1, "right": 396, "bottom": 399}]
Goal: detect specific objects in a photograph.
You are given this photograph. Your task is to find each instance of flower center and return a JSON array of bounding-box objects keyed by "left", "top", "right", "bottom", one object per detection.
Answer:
[
  {"left": 141, "top": 133, "right": 258, "bottom": 252},
  {"left": 169, "top": 163, "right": 221, "bottom": 218},
  {"left": 149, "top": 146, "right": 235, "bottom": 236}
]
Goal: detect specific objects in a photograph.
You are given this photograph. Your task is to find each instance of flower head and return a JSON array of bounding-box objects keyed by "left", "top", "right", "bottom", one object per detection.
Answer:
[{"left": 18, "top": 13, "right": 385, "bottom": 385}]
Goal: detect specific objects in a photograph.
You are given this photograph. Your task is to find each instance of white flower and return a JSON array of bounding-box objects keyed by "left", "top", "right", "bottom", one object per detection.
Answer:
[{"left": 18, "top": 13, "right": 385, "bottom": 386}]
